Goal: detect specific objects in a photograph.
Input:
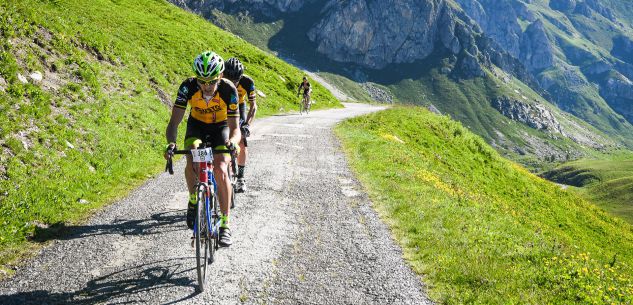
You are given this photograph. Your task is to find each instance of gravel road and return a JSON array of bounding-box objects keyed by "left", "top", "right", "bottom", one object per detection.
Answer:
[{"left": 0, "top": 103, "right": 432, "bottom": 304}]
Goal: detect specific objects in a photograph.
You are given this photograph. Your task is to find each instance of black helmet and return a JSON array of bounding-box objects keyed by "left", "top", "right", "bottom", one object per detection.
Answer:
[{"left": 224, "top": 57, "right": 244, "bottom": 81}]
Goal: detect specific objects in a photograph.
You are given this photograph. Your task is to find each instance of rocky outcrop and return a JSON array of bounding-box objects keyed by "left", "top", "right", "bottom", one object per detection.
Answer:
[
  {"left": 612, "top": 35, "right": 633, "bottom": 63},
  {"left": 361, "top": 83, "right": 393, "bottom": 103},
  {"left": 549, "top": 0, "right": 576, "bottom": 12},
  {"left": 573, "top": 2, "right": 592, "bottom": 17},
  {"left": 492, "top": 96, "right": 564, "bottom": 134},
  {"left": 602, "top": 74, "right": 633, "bottom": 100},
  {"left": 561, "top": 41, "right": 598, "bottom": 66},
  {"left": 600, "top": 72, "right": 633, "bottom": 123},
  {"left": 307, "top": 0, "right": 450, "bottom": 69},
  {"left": 306, "top": 0, "right": 494, "bottom": 80},
  {"left": 457, "top": 1, "right": 554, "bottom": 73},
  {"left": 520, "top": 20, "right": 553, "bottom": 72},
  {"left": 549, "top": 0, "right": 615, "bottom": 21},
  {"left": 615, "top": 62, "right": 633, "bottom": 81},
  {"left": 456, "top": 51, "right": 485, "bottom": 78},
  {"left": 585, "top": 0, "right": 617, "bottom": 22},
  {"left": 582, "top": 60, "right": 612, "bottom": 76},
  {"left": 457, "top": 0, "right": 523, "bottom": 58}
]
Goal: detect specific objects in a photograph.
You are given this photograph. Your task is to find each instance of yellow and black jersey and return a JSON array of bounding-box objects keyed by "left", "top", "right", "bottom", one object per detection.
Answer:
[
  {"left": 236, "top": 74, "right": 256, "bottom": 105},
  {"left": 174, "top": 78, "right": 239, "bottom": 124}
]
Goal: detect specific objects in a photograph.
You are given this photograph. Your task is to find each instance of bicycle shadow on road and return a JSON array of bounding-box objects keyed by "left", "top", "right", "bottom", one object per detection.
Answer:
[
  {"left": 0, "top": 257, "right": 199, "bottom": 305},
  {"left": 30, "top": 210, "right": 186, "bottom": 243}
]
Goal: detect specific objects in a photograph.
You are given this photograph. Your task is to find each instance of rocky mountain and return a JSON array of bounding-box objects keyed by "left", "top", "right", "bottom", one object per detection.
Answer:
[{"left": 169, "top": 0, "right": 633, "bottom": 162}]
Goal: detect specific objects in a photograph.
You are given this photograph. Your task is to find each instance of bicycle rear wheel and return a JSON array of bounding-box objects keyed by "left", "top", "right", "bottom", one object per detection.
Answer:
[
  {"left": 195, "top": 184, "right": 211, "bottom": 292},
  {"left": 302, "top": 97, "right": 309, "bottom": 115}
]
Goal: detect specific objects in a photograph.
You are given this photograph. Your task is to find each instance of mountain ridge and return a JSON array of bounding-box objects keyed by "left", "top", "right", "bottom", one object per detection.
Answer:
[{"left": 171, "top": 0, "right": 633, "bottom": 166}]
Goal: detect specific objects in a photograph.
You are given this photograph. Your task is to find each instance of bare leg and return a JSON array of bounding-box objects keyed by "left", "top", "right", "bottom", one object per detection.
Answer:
[
  {"left": 238, "top": 140, "right": 247, "bottom": 166},
  {"left": 213, "top": 154, "right": 231, "bottom": 217},
  {"left": 184, "top": 154, "right": 197, "bottom": 194}
]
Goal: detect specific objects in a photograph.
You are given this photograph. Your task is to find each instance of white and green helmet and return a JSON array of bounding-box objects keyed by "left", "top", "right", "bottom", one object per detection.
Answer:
[{"left": 192, "top": 51, "right": 224, "bottom": 80}]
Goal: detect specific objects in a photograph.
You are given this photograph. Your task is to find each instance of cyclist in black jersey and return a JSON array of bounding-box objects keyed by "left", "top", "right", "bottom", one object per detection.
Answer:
[
  {"left": 297, "top": 76, "right": 311, "bottom": 99},
  {"left": 297, "top": 76, "right": 312, "bottom": 112},
  {"left": 164, "top": 51, "right": 241, "bottom": 247},
  {"left": 224, "top": 58, "right": 257, "bottom": 193}
]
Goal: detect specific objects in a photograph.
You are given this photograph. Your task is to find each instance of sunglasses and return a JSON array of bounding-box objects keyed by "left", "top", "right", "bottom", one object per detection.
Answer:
[{"left": 197, "top": 78, "right": 220, "bottom": 86}]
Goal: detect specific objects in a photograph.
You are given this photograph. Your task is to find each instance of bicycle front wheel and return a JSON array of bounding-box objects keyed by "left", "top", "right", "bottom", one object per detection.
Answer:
[{"left": 195, "top": 184, "right": 211, "bottom": 292}]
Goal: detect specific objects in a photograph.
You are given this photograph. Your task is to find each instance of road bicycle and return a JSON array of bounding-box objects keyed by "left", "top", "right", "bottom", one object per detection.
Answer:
[
  {"left": 298, "top": 93, "right": 311, "bottom": 115},
  {"left": 165, "top": 141, "right": 232, "bottom": 292}
]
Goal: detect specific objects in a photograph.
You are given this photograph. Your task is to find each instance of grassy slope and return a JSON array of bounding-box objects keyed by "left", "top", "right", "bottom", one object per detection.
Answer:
[
  {"left": 382, "top": 60, "right": 617, "bottom": 170},
  {"left": 0, "top": 0, "right": 340, "bottom": 272},
  {"left": 336, "top": 107, "right": 633, "bottom": 304},
  {"left": 316, "top": 72, "right": 374, "bottom": 102},
  {"left": 210, "top": 9, "right": 284, "bottom": 54},
  {"left": 542, "top": 153, "right": 633, "bottom": 224}
]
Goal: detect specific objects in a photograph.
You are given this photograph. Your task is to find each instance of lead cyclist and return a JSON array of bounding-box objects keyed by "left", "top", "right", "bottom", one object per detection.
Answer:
[{"left": 163, "top": 51, "right": 241, "bottom": 247}]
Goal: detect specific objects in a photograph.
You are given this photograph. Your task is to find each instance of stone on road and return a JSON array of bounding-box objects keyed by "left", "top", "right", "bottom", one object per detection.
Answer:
[{"left": 0, "top": 103, "right": 432, "bottom": 305}]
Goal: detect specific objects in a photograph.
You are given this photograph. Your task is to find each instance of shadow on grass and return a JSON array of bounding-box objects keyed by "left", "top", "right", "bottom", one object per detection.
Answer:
[
  {"left": 30, "top": 210, "right": 186, "bottom": 242},
  {"left": 0, "top": 257, "right": 199, "bottom": 305}
]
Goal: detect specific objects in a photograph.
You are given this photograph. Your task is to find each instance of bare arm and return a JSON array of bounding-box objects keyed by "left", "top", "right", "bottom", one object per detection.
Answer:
[
  {"left": 246, "top": 97, "right": 257, "bottom": 125},
  {"left": 227, "top": 116, "right": 241, "bottom": 145},
  {"left": 166, "top": 107, "right": 186, "bottom": 144}
]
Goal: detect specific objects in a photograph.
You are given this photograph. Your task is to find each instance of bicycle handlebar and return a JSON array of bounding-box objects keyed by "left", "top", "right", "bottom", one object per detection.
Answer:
[{"left": 165, "top": 146, "right": 237, "bottom": 175}]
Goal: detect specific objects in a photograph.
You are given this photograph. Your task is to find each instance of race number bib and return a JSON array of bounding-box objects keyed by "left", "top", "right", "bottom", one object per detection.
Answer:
[{"left": 191, "top": 147, "right": 213, "bottom": 163}]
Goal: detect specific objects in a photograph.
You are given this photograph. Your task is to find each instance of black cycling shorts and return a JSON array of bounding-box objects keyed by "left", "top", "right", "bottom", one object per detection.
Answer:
[{"left": 184, "top": 116, "right": 229, "bottom": 152}]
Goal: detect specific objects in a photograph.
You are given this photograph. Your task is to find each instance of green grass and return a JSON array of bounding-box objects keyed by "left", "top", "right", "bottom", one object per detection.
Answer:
[
  {"left": 380, "top": 64, "right": 609, "bottom": 170},
  {"left": 316, "top": 72, "right": 374, "bottom": 102},
  {"left": 336, "top": 106, "right": 633, "bottom": 304},
  {"left": 0, "top": 0, "right": 340, "bottom": 274},
  {"left": 210, "top": 9, "right": 284, "bottom": 54},
  {"left": 542, "top": 152, "right": 633, "bottom": 224}
]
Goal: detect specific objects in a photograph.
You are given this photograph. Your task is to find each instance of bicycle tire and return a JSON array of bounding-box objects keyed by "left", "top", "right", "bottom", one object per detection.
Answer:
[
  {"left": 210, "top": 189, "right": 221, "bottom": 252},
  {"left": 302, "top": 96, "right": 310, "bottom": 115},
  {"left": 195, "top": 184, "right": 210, "bottom": 292}
]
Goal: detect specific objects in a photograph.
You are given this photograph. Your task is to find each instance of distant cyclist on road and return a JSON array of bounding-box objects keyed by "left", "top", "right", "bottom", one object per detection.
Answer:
[
  {"left": 297, "top": 76, "right": 311, "bottom": 109},
  {"left": 164, "top": 51, "right": 241, "bottom": 247},
  {"left": 224, "top": 58, "right": 257, "bottom": 193}
]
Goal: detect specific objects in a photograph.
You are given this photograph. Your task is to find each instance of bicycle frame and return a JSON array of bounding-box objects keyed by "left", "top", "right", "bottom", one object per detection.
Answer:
[
  {"left": 166, "top": 143, "right": 235, "bottom": 292},
  {"left": 193, "top": 160, "right": 222, "bottom": 238}
]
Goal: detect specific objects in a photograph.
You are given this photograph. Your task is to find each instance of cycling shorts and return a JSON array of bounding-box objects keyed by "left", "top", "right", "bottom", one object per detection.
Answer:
[{"left": 184, "top": 116, "right": 229, "bottom": 154}]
